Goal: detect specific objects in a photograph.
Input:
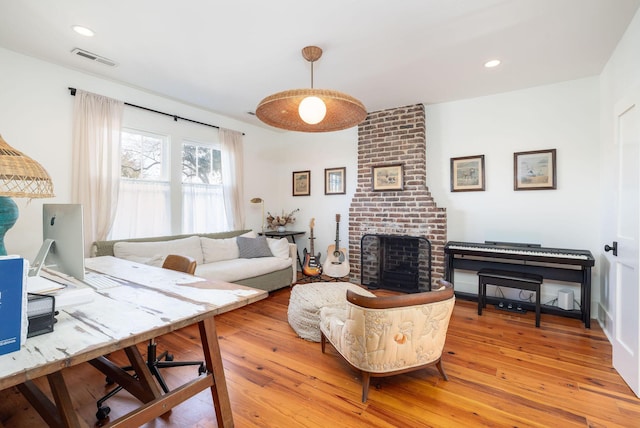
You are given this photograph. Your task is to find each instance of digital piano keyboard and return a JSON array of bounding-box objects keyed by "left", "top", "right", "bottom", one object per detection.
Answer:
[
  {"left": 444, "top": 241, "right": 595, "bottom": 327},
  {"left": 445, "top": 241, "right": 594, "bottom": 265}
]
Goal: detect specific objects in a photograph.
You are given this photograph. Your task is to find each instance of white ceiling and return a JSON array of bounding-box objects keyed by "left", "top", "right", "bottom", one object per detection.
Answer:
[{"left": 1, "top": 0, "right": 638, "bottom": 130}]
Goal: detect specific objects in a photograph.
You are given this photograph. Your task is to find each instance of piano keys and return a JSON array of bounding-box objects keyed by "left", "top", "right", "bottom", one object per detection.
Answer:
[{"left": 444, "top": 240, "right": 595, "bottom": 327}]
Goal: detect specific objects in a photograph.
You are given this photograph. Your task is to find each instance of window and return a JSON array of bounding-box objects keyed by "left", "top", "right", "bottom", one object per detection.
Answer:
[
  {"left": 110, "top": 129, "right": 171, "bottom": 239},
  {"left": 182, "top": 142, "right": 221, "bottom": 184},
  {"left": 121, "top": 130, "right": 168, "bottom": 180},
  {"left": 181, "top": 141, "right": 227, "bottom": 233},
  {"left": 109, "top": 130, "right": 228, "bottom": 239}
]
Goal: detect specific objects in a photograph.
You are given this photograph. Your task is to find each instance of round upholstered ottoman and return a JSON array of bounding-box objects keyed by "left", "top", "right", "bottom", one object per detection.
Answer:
[{"left": 287, "top": 282, "right": 375, "bottom": 342}]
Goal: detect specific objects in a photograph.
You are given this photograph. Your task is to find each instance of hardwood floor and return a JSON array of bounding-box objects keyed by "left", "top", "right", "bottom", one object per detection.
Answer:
[{"left": 1, "top": 284, "right": 639, "bottom": 427}]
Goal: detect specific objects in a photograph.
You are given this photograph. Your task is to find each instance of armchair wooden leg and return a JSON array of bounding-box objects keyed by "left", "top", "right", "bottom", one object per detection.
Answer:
[
  {"left": 435, "top": 358, "right": 448, "bottom": 381},
  {"left": 320, "top": 332, "right": 326, "bottom": 353},
  {"left": 361, "top": 372, "right": 371, "bottom": 403}
]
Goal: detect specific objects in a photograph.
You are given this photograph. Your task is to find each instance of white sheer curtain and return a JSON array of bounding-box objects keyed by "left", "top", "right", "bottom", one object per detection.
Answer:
[
  {"left": 71, "top": 90, "right": 124, "bottom": 254},
  {"left": 110, "top": 180, "right": 171, "bottom": 239},
  {"left": 219, "top": 128, "right": 244, "bottom": 230},
  {"left": 182, "top": 183, "right": 227, "bottom": 233}
]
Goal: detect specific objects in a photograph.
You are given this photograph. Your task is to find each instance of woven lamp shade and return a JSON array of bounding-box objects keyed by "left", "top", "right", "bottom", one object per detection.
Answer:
[
  {"left": 256, "top": 88, "right": 367, "bottom": 133},
  {"left": 0, "top": 134, "right": 55, "bottom": 198}
]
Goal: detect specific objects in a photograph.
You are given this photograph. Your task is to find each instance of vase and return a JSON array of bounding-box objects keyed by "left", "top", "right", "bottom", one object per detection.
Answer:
[{"left": 277, "top": 226, "right": 286, "bottom": 233}]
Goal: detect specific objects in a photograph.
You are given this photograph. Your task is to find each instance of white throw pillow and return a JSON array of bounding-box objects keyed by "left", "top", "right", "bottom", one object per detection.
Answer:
[
  {"left": 201, "top": 231, "right": 257, "bottom": 263},
  {"left": 241, "top": 230, "right": 258, "bottom": 239},
  {"left": 118, "top": 254, "right": 166, "bottom": 267},
  {"left": 267, "top": 237, "right": 290, "bottom": 259},
  {"left": 201, "top": 237, "right": 239, "bottom": 263},
  {"left": 114, "top": 235, "right": 204, "bottom": 265}
]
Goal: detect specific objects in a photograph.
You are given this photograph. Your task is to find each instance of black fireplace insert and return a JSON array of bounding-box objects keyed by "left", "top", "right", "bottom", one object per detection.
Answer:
[{"left": 360, "top": 234, "right": 432, "bottom": 293}]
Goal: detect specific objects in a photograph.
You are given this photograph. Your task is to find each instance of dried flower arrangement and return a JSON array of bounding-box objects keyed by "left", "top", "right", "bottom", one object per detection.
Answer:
[{"left": 266, "top": 208, "right": 300, "bottom": 230}]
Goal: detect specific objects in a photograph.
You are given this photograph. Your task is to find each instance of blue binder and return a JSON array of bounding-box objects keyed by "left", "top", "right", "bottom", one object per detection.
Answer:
[{"left": 0, "top": 257, "right": 26, "bottom": 356}]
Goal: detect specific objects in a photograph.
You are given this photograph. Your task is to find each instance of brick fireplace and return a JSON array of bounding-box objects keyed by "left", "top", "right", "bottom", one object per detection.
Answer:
[{"left": 348, "top": 104, "right": 447, "bottom": 288}]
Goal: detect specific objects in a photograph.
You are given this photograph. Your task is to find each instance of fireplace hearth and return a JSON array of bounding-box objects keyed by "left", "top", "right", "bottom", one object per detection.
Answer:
[{"left": 360, "top": 234, "right": 432, "bottom": 293}]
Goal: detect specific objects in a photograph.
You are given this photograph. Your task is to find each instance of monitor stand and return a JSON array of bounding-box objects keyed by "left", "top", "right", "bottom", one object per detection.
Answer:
[{"left": 29, "top": 238, "right": 54, "bottom": 277}]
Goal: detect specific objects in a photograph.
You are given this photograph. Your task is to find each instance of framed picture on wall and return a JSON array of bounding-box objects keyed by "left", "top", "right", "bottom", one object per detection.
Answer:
[
  {"left": 514, "top": 149, "right": 557, "bottom": 190},
  {"left": 292, "top": 170, "right": 311, "bottom": 196},
  {"left": 372, "top": 164, "right": 404, "bottom": 191},
  {"left": 324, "top": 167, "right": 346, "bottom": 195},
  {"left": 450, "top": 155, "right": 485, "bottom": 192}
]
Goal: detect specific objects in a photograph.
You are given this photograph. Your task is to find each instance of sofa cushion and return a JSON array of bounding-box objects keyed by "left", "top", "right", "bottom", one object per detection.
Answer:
[
  {"left": 237, "top": 236, "right": 273, "bottom": 258},
  {"left": 195, "top": 257, "right": 292, "bottom": 283},
  {"left": 201, "top": 231, "right": 256, "bottom": 263},
  {"left": 267, "top": 237, "right": 290, "bottom": 259},
  {"left": 201, "top": 237, "right": 239, "bottom": 263},
  {"left": 113, "top": 235, "right": 204, "bottom": 265}
]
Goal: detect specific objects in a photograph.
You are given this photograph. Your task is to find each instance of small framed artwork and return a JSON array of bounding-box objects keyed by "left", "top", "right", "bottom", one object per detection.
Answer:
[
  {"left": 372, "top": 164, "right": 404, "bottom": 191},
  {"left": 450, "top": 155, "right": 485, "bottom": 192},
  {"left": 514, "top": 149, "right": 557, "bottom": 190},
  {"left": 325, "top": 167, "right": 346, "bottom": 195},
  {"left": 292, "top": 170, "right": 311, "bottom": 196}
]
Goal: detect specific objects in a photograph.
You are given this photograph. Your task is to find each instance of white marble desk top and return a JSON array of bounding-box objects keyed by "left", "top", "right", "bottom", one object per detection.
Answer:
[{"left": 0, "top": 256, "right": 268, "bottom": 390}]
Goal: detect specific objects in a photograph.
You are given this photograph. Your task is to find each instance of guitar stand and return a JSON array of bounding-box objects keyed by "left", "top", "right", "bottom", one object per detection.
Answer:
[
  {"left": 296, "top": 274, "right": 325, "bottom": 284},
  {"left": 324, "top": 275, "right": 350, "bottom": 282},
  {"left": 295, "top": 273, "right": 350, "bottom": 284}
]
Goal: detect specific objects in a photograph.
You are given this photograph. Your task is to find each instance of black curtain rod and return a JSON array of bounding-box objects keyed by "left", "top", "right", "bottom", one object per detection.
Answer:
[{"left": 68, "top": 87, "right": 244, "bottom": 135}]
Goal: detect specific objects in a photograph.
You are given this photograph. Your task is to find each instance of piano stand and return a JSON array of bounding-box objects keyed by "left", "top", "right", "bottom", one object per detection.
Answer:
[
  {"left": 445, "top": 240, "right": 594, "bottom": 328},
  {"left": 478, "top": 269, "right": 543, "bottom": 327}
]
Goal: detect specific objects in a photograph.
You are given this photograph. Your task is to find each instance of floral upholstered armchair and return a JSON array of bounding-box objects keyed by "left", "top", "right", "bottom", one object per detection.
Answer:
[{"left": 319, "top": 280, "right": 455, "bottom": 402}]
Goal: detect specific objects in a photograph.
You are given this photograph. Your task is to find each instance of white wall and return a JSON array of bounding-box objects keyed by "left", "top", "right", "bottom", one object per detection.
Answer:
[
  {"left": 425, "top": 77, "right": 601, "bottom": 307},
  {"left": 597, "top": 9, "right": 640, "bottom": 334},
  {"left": 247, "top": 130, "right": 358, "bottom": 265},
  {"left": 0, "top": 47, "right": 291, "bottom": 262}
]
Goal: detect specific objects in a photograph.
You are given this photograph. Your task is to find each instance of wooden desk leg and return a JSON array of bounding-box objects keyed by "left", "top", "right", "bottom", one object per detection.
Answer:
[
  {"left": 18, "top": 371, "right": 89, "bottom": 428},
  {"left": 198, "top": 316, "right": 234, "bottom": 428},
  {"left": 89, "top": 345, "right": 162, "bottom": 404},
  {"left": 124, "top": 345, "right": 164, "bottom": 400}
]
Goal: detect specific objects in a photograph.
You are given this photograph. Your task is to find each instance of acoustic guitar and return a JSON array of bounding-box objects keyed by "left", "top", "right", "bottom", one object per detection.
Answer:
[
  {"left": 323, "top": 214, "right": 350, "bottom": 278},
  {"left": 302, "top": 218, "right": 323, "bottom": 277}
]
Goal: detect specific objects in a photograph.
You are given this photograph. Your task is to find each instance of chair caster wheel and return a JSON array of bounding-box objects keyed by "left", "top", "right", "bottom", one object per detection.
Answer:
[
  {"left": 166, "top": 353, "right": 174, "bottom": 361},
  {"left": 96, "top": 405, "right": 111, "bottom": 421},
  {"left": 198, "top": 363, "right": 206, "bottom": 375}
]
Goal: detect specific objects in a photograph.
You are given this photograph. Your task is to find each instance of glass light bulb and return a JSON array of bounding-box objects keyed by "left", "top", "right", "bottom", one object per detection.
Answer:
[{"left": 299, "top": 96, "right": 326, "bottom": 124}]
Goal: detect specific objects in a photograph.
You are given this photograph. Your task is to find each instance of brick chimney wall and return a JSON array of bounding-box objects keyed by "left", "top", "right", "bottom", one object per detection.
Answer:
[{"left": 349, "top": 104, "right": 447, "bottom": 287}]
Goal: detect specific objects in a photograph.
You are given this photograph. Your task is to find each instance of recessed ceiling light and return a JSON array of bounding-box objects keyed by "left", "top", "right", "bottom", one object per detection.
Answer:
[
  {"left": 484, "top": 59, "right": 501, "bottom": 68},
  {"left": 72, "top": 25, "right": 95, "bottom": 37}
]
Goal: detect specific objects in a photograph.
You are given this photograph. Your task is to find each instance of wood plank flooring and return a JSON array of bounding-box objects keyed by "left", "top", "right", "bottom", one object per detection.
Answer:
[{"left": 1, "top": 284, "right": 639, "bottom": 427}]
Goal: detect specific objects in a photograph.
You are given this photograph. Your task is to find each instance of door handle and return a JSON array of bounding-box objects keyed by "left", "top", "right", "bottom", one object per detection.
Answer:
[{"left": 604, "top": 241, "right": 618, "bottom": 256}]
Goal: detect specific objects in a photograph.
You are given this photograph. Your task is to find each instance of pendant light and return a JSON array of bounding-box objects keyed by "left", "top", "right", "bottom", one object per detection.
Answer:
[{"left": 256, "top": 46, "right": 367, "bottom": 132}]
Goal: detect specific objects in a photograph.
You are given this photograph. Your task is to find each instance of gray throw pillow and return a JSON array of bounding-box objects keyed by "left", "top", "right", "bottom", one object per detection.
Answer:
[{"left": 237, "top": 236, "right": 273, "bottom": 258}]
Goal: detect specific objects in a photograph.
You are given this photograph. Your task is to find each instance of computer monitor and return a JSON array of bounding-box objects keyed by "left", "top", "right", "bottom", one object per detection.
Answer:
[{"left": 30, "top": 204, "right": 86, "bottom": 280}]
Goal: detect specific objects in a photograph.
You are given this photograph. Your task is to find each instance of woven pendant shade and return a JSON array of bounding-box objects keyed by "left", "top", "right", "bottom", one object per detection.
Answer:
[
  {"left": 256, "top": 88, "right": 367, "bottom": 132},
  {"left": 0, "top": 134, "right": 55, "bottom": 198},
  {"left": 256, "top": 46, "right": 367, "bottom": 132}
]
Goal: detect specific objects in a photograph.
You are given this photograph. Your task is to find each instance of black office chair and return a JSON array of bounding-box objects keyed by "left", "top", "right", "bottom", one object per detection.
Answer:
[{"left": 95, "top": 255, "right": 206, "bottom": 421}]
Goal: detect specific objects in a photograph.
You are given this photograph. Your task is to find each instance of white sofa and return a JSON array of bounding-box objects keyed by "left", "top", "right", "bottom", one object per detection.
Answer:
[{"left": 91, "top": 230, "right": 296, "bottom": 292}]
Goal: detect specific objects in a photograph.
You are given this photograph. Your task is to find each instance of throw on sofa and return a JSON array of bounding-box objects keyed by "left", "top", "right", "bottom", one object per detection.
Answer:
[{"left": 91, "top": 230, "right": 296, "bottom": 292}]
